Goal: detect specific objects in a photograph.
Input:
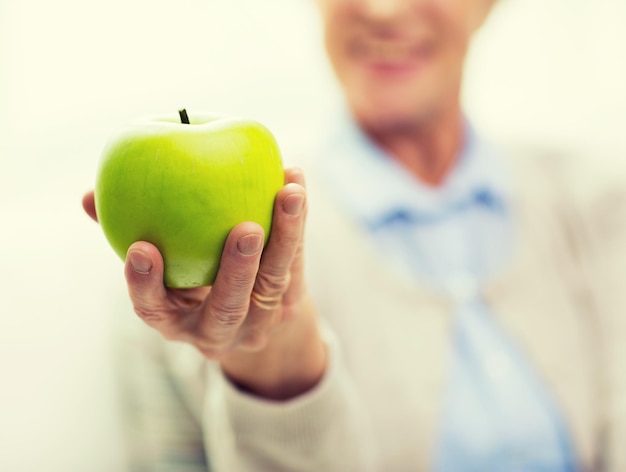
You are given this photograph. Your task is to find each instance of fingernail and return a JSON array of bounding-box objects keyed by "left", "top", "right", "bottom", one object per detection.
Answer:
[
  {"left": 237, "top": 234, "right": 263, "bottom": 256},
  {"left": 282, "top": 194, "right": 304, "bottom": 216},
  {"left": 129, "top": 250, "right": 152, "bottom": 274}
]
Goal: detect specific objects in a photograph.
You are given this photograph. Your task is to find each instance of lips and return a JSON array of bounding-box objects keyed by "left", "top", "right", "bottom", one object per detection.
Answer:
[{"left": 349, "top": 36, "right": 434, "bottom": 74}]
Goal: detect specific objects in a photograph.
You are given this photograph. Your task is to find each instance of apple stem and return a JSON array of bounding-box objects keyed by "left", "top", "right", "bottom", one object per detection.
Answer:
[{"left": 179, "top": 109, "right": 190, "bottom": 124}]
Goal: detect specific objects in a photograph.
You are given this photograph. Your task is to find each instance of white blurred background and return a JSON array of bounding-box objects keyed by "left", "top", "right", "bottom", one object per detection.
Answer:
[{"left": 1, "top": 0, "right": 625, "bottom": 470}]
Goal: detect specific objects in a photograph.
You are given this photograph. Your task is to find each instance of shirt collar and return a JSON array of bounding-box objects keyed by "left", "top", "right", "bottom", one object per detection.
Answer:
[{"left": 315, "top": 105, "right": 512, "bottom": 230}]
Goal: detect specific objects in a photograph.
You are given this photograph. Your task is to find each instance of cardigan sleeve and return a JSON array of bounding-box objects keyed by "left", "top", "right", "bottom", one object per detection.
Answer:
[
  {"left": 557, "top": 155, "right": 626, "bottom": 471},
  {"left": 582, "top": 186, "right": 626, "bottom": 471},
  {"left": 200, "top": 321, "right": 377, "bottom": 472},
  {"left": 115, "top": 313, "right": 376, "bottom": 472}
]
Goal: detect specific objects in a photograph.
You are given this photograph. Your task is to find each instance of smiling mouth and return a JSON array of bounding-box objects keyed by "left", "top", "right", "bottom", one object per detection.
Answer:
[{"left": 350, "top": 37, "right": 434, "bottom": 73}]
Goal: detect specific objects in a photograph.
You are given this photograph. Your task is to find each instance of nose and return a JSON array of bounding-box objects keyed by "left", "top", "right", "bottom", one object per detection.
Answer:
[{"left": 361, "top": 0, "right": 413, "bottom": 21}]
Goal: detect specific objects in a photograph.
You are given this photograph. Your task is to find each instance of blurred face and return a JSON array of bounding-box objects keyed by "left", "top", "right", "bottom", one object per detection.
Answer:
[{"left": 315, "top": 0, "right": 492, "bottom": 133}]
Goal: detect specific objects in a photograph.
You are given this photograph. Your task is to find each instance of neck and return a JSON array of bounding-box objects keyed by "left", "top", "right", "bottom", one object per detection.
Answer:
[{"left": 360, "top": 107, "right": 464, "bottom": 187}]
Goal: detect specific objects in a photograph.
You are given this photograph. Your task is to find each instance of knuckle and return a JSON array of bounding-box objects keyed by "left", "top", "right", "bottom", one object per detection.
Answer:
[
  {"left": 134, "top": 306, "right": 186, "bottom": 341},
  {"left": 276, "top": 231, "right": 300, "bottom": 249},
  {"left": 211, "top": 304, "right": 244, "bottom": 326},
  {"left": 294, "top": 238, "right": 305, "bottom": 258},
  {"left": 228, "top": 271, "right": 254, "bottom": 291},
  {"left": 255, "top": 270, "right": 290, "bottom": 296},
  {"left": 134, "top": 305, "right": 166, "bottom": 325}
]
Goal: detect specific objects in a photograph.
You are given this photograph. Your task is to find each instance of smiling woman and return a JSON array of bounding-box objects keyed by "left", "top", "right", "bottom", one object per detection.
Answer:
[{"left": 77, "top": 0, "right": 626, "bottom": 470}]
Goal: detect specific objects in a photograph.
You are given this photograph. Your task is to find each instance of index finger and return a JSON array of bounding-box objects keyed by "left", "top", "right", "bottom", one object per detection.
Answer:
[{"left": 198, "top": 222, "right": 264, "bottom": 354}]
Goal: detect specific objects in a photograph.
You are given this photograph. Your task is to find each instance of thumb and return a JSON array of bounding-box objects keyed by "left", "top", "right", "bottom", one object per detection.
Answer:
[{"left": 125, "top": 242, "right": 168, "bottom": 318}]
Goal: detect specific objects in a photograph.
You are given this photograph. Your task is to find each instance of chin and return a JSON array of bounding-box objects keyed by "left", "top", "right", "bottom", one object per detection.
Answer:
[
  {"left": 353, "top": 98, "right": 437, "bottom": 134},
  {"left": 344, "top": 58, "right": 462, "bottom": 132}
]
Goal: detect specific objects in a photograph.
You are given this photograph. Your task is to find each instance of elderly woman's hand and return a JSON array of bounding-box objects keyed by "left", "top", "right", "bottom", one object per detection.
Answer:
[{"left": 83, "top": 167, "right": 326, "bottom": 400}]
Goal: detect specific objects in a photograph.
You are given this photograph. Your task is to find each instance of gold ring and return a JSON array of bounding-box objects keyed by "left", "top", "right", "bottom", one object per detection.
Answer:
[{"left": 250, "top": 291, "right": 282, "bottom": 311}]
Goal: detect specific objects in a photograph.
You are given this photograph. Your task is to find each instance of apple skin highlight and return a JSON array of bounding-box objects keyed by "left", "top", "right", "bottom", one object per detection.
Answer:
[{"left": 95, "top": 113, "right": 285, "bottom": 288}]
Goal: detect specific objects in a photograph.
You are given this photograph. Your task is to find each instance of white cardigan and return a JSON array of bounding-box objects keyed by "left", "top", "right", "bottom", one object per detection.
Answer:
[{"left": 115, "top": 146, "right": 626, "bottom": 471}]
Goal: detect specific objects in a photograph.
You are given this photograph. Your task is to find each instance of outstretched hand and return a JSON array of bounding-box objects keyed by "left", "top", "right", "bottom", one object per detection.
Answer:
[{"left": 83, "top": 167, "right": 326, "bottom": 400}]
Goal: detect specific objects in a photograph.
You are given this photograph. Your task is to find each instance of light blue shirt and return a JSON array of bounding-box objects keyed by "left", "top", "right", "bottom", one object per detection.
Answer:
[{"left": 315, "top": 109, "right": 578, "bottom": 471}]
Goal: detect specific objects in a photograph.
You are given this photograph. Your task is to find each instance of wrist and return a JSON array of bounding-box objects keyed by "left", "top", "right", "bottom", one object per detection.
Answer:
[{"left": 220, "top": 297, "right": 327, "bottom": 400}]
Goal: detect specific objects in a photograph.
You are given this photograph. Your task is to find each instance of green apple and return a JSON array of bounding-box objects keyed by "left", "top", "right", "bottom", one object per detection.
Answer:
[{"left": 95, "top": 111, "right": 285, "bottom": 288}]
